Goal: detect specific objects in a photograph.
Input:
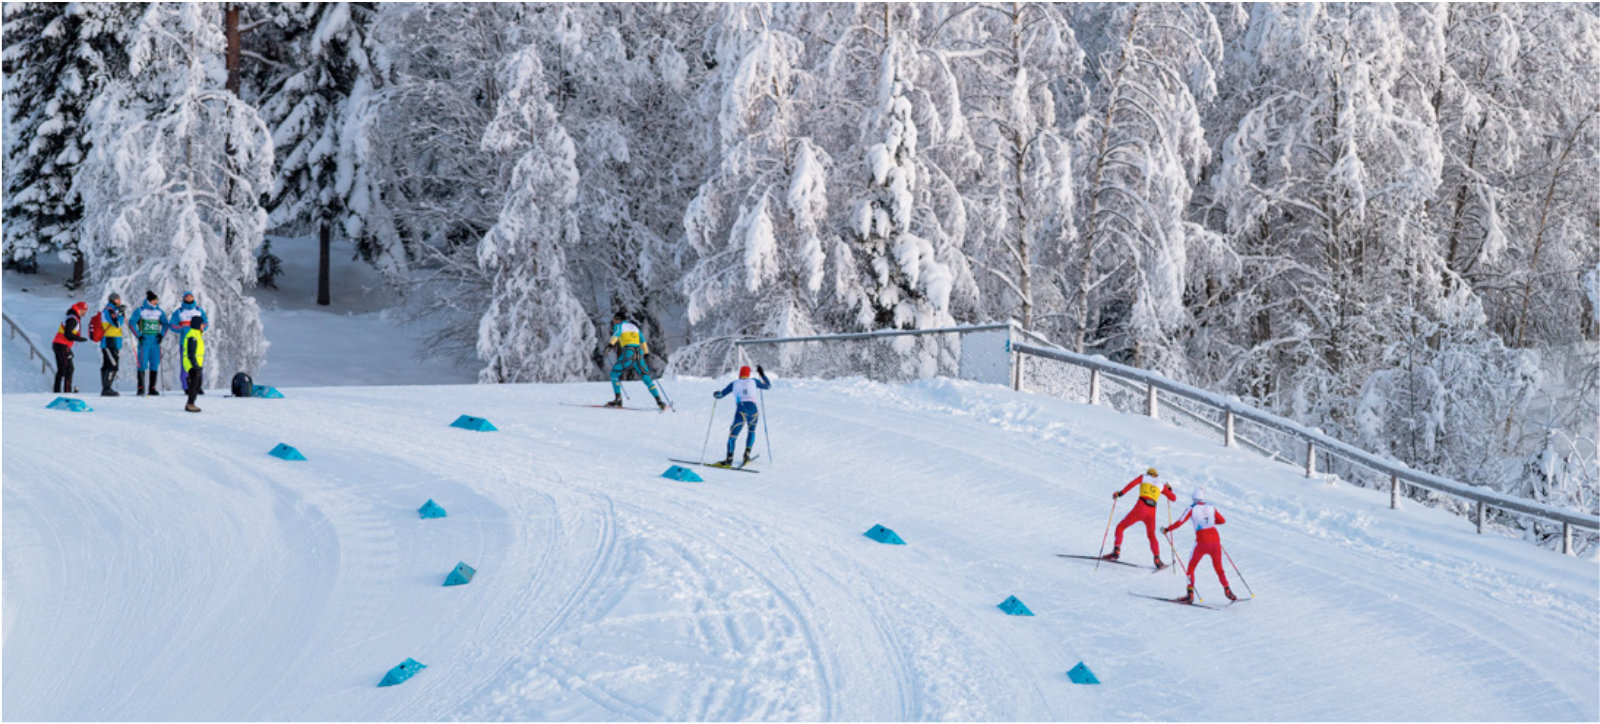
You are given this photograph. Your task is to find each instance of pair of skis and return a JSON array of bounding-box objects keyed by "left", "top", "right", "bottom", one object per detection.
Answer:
[
  {"left": 668, "top": 454, "right": 760, "bottom": 474},
  {"left": 1058, "top": 553, "right": 1250, "bottom": 610},
  {"left": 561, "top": 402, "right": 670, "bottom": 413}
]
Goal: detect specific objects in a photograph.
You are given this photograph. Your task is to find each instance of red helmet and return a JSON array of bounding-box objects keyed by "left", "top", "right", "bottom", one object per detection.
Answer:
[
  {"left": 71, "top": 302, "right": 88, "bottom": 315},
  {"left": 739, "top": 366, "right": 752, "bottom": 378}
]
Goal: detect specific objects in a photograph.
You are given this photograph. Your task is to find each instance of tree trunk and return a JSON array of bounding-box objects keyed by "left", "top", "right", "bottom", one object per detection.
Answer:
[
  {"left": 225, "top": 5, "right": 241, "bottom": 95},
  {"left": 318, "top": 219, "right": 332, "bottom": 306},
  {"left": 69, "top": 252, "right": 85, "bottom": 290}
]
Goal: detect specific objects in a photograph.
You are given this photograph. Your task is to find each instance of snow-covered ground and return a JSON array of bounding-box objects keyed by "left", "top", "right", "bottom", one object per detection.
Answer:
[
  {"left": 4, "top": 376, "right": 1595, "bottom": 721},
  {"left": 2, "top": 235, "right": 476, "bottom": 393}
]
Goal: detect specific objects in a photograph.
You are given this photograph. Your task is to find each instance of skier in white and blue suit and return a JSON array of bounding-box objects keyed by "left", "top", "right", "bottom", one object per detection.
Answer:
[
  {"left": 606, "top": 312, "right": 667, "bottom": 410},
  {"left": 712, "top": 365, "right": 770, "bottom": 467}
]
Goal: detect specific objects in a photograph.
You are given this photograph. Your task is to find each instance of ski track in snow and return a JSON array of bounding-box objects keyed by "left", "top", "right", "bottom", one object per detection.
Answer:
[{"left": 3, "top": 377, "right": 1596, "bottom": 721}]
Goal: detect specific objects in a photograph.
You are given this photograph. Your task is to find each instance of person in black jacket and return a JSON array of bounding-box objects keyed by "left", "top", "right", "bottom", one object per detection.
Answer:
[
  {"left": 51, "top": 302, "right": 89, "bottom": 393},
  {"left": 182, "top": 317, "right": 206, "bottom": 413}
]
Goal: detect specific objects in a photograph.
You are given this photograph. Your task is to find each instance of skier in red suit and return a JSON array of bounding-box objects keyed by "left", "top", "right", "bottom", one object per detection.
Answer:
[
  {"left": 1164, "top": 487, "right": 1235, "bottom": 603},
  {"left": 1104, "top": 467, "right": 1176, "bottom": 568}
]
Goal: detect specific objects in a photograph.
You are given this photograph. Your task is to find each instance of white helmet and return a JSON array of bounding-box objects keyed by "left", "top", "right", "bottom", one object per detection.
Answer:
[{"left": 1191, "top": 486, "right": 1207, "bottom": 504}]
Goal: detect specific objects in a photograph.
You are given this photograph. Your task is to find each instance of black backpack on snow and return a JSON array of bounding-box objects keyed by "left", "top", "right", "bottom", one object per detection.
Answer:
[{"left": 231, "top": 372, "right": 253, "bottom": 397}]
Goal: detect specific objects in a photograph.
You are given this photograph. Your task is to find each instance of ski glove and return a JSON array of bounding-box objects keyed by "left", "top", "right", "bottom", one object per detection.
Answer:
[
  {"left": 756, "top": 365, "right": 767, "bottom": 378},
  {"left": 1160, "top": 526, "right": 1169, "bottom": 535}
]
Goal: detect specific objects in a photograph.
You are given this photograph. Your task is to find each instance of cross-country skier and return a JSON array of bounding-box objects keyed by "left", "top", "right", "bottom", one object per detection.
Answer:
[
  {"left": 131, "top": 291, "right": 170, "bottom": 396},
  {"left": 605, "top": 312, "right": 667, "bottom": 410},
  {"left": 1163, "top": 487, "right": 1235, "bottom": 603},
  {"left": 182, "top": 316, "right": 206, "bottom": 413},
  {"left": 51, "top": 301, "right": 90, "bottom": 393},
  {"left": 712, "top": 365, "right": 770, "bottom": 467},
  {"left": 170, "top": 291, "right": 207, "bottom": 395},
  {"left": 98, "top": 292, "right": 128, "bottom": 396},
  {"left": 1105, "top": 467, "right": 1176, "bottom": 568}
]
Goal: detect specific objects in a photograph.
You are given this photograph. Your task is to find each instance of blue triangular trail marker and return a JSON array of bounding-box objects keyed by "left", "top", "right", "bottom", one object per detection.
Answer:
[
  {"left": 1067, "top": 662, "right": 1100, "bottom": 684},
  {"left": 418, "top": 499, "right": 447, "bottom": 519},
  {"left": 250, "top": 384, "right": 284, "bottom": 398},
  {"left": 46, "top": 397, "right": 91, "bottom": 412},
  {"left": 997, "top": 595, "right": 1034, "bottom": 616},
  {"left": 269, "top": 443, "right": 306, "bottom": 461},
  {"left": 863, "top": 524, "right": 905, "bottom": 545},
  {"left": 378, "top": 658, "right": 425, "bottom": 687},
  {"left": 443, "top": 562, "right": 476, "bottom": 586},
  {"left": 662, "top": 465, "right": 703, "bottom": 483},
  {"left": 450, "top": 415, "right": 496, "bottom": 431}
]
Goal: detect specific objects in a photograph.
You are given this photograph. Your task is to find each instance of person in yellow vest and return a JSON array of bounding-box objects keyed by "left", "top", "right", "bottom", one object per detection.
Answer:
[
  {"left": 604, "top": 311, "right": 667, "bottom": 410},
  {"left": 1105, "top": 467, "right": 1177, "bottom": 568},
  {"left": 182, "top": 317, "right": 206, "bottom": 413}
]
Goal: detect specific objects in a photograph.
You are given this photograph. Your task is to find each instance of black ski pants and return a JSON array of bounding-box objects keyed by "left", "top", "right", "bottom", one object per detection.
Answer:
[{"left": 52, "top": 343, "right": 74, "bottom": 393}]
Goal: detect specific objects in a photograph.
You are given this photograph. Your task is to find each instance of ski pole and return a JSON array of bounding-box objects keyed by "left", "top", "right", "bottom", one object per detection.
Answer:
[
  {"left": 758, "top": 384, "right": 773, "bottom": 464},
  {"left": 1221, "top": 545, "right": 1255, "bottom": 599},
  {"left": 1094, "top": 497, "right": 1118, "bottom": 571},
  {"left": 1165, "top": 498, "right": 1180, "bottom": 575},
  {"left": 699, "top": 396, "right": 720, "bottom": 464}
]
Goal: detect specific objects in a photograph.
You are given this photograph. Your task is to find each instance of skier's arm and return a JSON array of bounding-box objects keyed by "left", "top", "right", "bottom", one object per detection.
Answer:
[
  {"left": 1114, "top": 478, "right": 1140, "bottom": 499},
  {"left": 65, "top": 317, "right": 88, "bottom": 342},
  {"left": 186, "top": 336, "right": 199, "bottom": 369},
  {"left": 756, "top": 365, "right": 771, "bottom": 388},
  {"left": 1213, "top": 510, "right": 1226, "bottom": 526},
  {"left": 712, "top": 382, "right": 735, "bottom": 399},
  {"left": 1162, "top": 484, "right": 1176, "bottom": 502},
  {"left": 1163, "top": 508, "right": 1194, "bottom": 534}
]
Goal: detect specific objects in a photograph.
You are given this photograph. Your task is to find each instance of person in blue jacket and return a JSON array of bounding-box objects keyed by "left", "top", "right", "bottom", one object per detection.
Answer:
[
  {"left": 606, "top": 311, "right": 667, "bottom": 410},
  {"left": 712, "top": 365, "right": 770, "bottom": 467},
  {"left": 169, "top": 291, "right": 207, "bottom": 394},
  {"left": 130, "top": 291, "right": 170, "bottom": 396}
]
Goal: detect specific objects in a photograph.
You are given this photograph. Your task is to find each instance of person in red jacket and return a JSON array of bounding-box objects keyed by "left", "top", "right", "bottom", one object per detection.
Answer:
[
  {"left": 1105, "top": 467, "right": 1177, "bottom": 568},
  {"left": 51, "top": 301, "right": 90, "bottom": 393},
  {"left": 1163, "top": 487, "right": 1235, "bottom": 603}
]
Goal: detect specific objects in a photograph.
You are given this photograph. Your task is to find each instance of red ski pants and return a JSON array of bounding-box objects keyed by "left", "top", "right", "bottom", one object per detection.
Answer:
[
  {"left": 1186, "top": 540, "right": 1230, "bottom": 589},
  {"left": 1113, "top": 503, "right": 1161, "bottom": 557}
]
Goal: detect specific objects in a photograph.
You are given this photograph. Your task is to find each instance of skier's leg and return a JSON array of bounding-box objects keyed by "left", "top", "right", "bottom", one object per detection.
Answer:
[
  {"left": 636, "top": 359, "right": 662, "bottom": 400},
  {"left": 1209, "top": 546, "right": 1230, "bottom": 588},
  {"left": 744, "top": 408, "right": 759, "bottom": 454},
  {"left": 1184, "top": 545, "right": 1202, "bottom": 586},
  {"left": 1112, "top": 510, "right": 1138, "bottom": 548},
  {"left": 727, "top": 414, "right": 745, "bottom": 458},
  {"left": 609, "top": 358, "right": 625, "bottom": 396}
]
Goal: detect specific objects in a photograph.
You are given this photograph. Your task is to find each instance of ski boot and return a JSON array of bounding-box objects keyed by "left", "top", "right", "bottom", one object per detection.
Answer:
[
  {"left": 185, "top": 403, "right": 201, "bottom": 413},
  {"left": 714, "top": 454, "right": 734, "bottom": 467},
  {"left": 1179, "top": 585, "right": 1196, "bottom": 604},
  {"left": 1224, "top": 586, "right": 1237, "bottom": 601},
  {"left": 100, "top": 371, "right": 120, "bottom": 396},
  {"left": 656, "top": 397, "right": 668, "bottom": 411},
  {"left": 1102, "top": 546, "right": 1120, "bottom": 562},
  {"left": 1153, "top": 555, "right": 1166, "bottom": 570},
  {"left": 741, "top": 450, "right": 754, "bottom": 467},
  {"left": 603, "top": 394, "right": 624, "bottom": 408},
  {"left": 137, "top": 371, "right": 146, "bottom": 397}
]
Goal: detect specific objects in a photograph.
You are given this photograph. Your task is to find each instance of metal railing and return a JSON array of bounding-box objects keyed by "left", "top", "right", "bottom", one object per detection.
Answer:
[
  {"left": 1011, "top": 341, "right": 1599, "bottom": 555},
  {"left": 3, "top": 311, "right": 55, "bottom": 377}
]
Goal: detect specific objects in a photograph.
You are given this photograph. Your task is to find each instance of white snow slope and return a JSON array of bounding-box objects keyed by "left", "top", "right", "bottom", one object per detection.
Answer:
[{"left": 3, "top": 378, "right": 1596, "bottom": 721}]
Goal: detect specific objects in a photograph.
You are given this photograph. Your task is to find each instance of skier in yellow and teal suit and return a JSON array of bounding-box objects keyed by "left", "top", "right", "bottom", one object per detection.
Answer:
[{"left": 605, "top": 312, "right": 667, "bottom": 410}]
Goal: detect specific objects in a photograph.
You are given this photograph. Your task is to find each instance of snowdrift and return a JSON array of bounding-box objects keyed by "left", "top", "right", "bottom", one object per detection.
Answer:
[{"left": 3, "top": 378, "right": 1595, "bottom": 720}]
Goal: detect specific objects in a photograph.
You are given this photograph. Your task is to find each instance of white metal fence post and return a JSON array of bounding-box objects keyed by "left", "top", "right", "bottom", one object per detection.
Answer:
[
  {"left": 1305, "top": 441, "right": 1316, "bottom": 478},
  {"left": 1089, "top": 369, "right": 1101, "bottom": 406},
  {"left": 1224, "top": 410, "right": 1235, "bottom": 447},
  {"left": 1390, "top": 475, "right": 1400, "bottom": 510},
  {"left": 1563, "top": 523, "right": 1573, "bottom": 555},
  {"left": 1477, "top": 502, "right": 1486, "bottom": 534},
  {"left": 1146, "top": 384, "right": 1158, "bottom": 419}
]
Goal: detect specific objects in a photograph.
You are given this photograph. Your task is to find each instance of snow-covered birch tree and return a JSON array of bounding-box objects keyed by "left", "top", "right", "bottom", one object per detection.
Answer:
[{"left": 474, "top": 41, "right": 595, "bottom": 383}]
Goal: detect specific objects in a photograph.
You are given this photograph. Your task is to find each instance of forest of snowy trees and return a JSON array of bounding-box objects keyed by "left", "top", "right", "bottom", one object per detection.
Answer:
[{"left": 4, "top": 3, "right": 1597, "bottom": 531}]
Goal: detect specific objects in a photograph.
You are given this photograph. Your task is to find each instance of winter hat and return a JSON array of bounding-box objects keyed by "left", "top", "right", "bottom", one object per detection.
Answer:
[
  {"left": 1146, "top": 467, "right": 1159, "bottom": 478},
  {"left": 612, "top": 311, "right": 625, "bottom": 322},
  {"left": 739, "top": 366, "right": 752, "bottom": 378},
  {"left": 1191, "top": 487, "right": 1207, "bottom": 504},
  {"left": 146, "top": 290, "right": 158, "bottom": 302},
  {"left": 108, "top": 292, "right": 121, "bottom": 304},
  {"left": 182, "top": 291, "right": 196, "bottom": 304},
  {"left": 70, "top": 301, "right": 87, "bottom": 315}
]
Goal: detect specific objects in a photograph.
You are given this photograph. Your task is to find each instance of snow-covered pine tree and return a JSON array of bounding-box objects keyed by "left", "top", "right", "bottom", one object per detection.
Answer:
[
  {"left": 841, "top": 5, "right": 975, "bottom": 334},
  {"left": 258, "top": 2, "right": 393, "bottom": 299},
  {"left": 680, "top": 5, "right": 831, "bottom": 345},
  {"left": 474, "top": 41, "right": 595, "bottom": 383},
  {"left": 1070, "top": 3, "right": 1227, "bottom": 373},
  {"left": 76, "top": 2, "right": 274, "bottom": 388},
  {"left": 1, "top": 3, "right": 135, "bottom": 279}
]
